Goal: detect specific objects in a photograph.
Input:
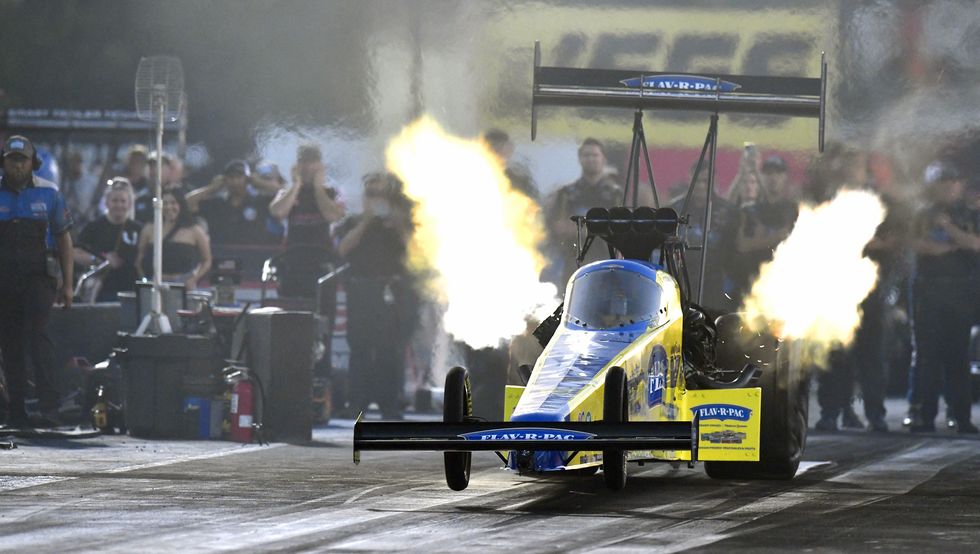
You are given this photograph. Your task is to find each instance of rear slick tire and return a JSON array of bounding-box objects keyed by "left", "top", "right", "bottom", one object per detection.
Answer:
[
  {"left": 444, "top": 366, "right": 473, "bottom": 491},
  {"left": 602, "top": 366, "right": 628, "bottom": 490},
  {"left": 704, "top": 314, "right": 809, "bottom": 480}
]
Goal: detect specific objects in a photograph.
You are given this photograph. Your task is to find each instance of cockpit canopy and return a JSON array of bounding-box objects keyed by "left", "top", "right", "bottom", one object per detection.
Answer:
[{"left": 565, "top": 264, "right": 663, "bottom": 330}]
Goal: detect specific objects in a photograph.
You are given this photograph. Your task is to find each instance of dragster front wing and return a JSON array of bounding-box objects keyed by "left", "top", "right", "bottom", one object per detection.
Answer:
[{"left": 353, "top": 418, "right": 698, "bottom": 463}]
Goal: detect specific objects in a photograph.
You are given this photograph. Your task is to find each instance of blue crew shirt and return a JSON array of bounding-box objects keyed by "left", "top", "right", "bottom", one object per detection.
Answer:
[{"left": 0, "top": 176, "right": 73, "bottom": 282}]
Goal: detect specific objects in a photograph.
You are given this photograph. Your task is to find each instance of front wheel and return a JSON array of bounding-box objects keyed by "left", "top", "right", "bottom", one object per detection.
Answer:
[
  {"left": 443, "top": 366, "right": 473, "bottom": 491},
  {"left": 602, "top": 366, "right": 628, "bottom": 490}
]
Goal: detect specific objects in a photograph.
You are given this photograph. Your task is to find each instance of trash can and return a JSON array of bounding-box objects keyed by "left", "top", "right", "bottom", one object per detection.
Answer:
[
  {"left": 119, "top": 334, "right": 221, "bottom": 438},
  {"left": 245, "top": 310, "right": 315, "bottom": 442}
]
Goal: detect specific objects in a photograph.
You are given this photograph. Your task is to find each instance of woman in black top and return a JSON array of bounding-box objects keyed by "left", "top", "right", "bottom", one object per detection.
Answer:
[
  {"left": 135, "top": 186, "right": 212, "bottom": 289},
  {"left": 73, "top": 177, "right": 143, "bottom": 302}
]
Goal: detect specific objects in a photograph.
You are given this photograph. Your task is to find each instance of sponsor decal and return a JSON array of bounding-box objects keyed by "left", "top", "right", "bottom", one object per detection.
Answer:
[
  {"left": 648, "top": 344, "right": 667, "bottom": 407},
  {"left": 31, "top": 201, "right": 48, "bottom": 213},
  {"left": 459, "top": 428, "right": 595, "bottom": 441},
  {"left": 701, "top": 430, "right": 747, "bottom": 444},
  {"left": 691, "top": 403, "right": 753, "bottom": 422},
  {"left": 620, "top": 74, "right": 741, "bottom": 92}
]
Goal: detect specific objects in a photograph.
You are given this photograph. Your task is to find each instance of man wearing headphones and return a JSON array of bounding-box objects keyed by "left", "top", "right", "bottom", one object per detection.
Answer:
[{"left": 0, "top": 135, "right": 74, "bottom": 428}]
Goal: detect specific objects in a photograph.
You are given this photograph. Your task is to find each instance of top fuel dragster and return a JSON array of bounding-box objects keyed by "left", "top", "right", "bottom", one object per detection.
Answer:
[{"left": 354, "top": 41, "right": 826, "bottom": 490}]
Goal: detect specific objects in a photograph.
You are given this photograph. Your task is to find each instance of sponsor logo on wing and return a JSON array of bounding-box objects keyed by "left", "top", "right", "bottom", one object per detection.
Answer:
[
  {"left": 691, "top": 403, "right": 752, "bottom": 422},
  {"left": 619, "top": 74, "right": 741, "bottom": 92},
  {"left": 459, "top": 428, "right": 596, "bottom": 441}
]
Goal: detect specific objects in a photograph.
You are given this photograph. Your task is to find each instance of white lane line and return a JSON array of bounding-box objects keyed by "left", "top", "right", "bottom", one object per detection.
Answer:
[
  {"left": 0, "top": 475, "right": 73, "bottom": 492},
  {"left": 102, "top": 443, "right": 285, "bottom": 474},
  {"left": 2, "top": 444, "right": 285, "bottom": 495},
  {"left": 342, "top": 484, "right": 389, "bottom": 505}
]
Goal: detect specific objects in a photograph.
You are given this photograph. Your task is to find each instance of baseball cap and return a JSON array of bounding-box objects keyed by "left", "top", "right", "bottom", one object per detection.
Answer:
[
  {"left": 223, "top": 159, "right": 250, "bottom": 177},
  {"left": 924, "top": 161, "right": 961, "bottom": 185},
  {"left": 255, "top": 161, "right": 280, "bottom": 179},
  {"left": 3, "top": 135, "right": 35, "bottom": 159},
  {"left": 761, "top": 155, "right": 787, "bottom": 173},
  {"left": 126, "top": 144, "right": 148, "bottom": 160}
]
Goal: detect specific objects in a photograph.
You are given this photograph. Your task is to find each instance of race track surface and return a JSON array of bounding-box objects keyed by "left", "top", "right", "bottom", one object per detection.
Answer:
[{"left": 1, "top": 399, "right": 978, "bottom": 552}]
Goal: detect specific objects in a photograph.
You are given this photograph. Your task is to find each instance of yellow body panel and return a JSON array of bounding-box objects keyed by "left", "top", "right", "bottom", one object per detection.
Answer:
[{"left": 502, "top": 262, "right": 762, "bottom": 468}]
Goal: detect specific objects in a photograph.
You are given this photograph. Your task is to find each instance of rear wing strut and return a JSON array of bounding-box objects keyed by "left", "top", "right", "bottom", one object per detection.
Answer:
[
  {"left": 354, "top": 419, "right": 697, "bottom": 463},
  {"left": 531, "top": 41, "right": 828, "bottom": 152}
]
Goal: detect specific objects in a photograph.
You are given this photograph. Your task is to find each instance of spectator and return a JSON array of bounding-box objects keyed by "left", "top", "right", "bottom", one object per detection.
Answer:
[
  {"left": 135, "top": 186, "right": 212, "bottom": 290},
  {"left": 729, "top": 148, "right": 796, "bottom": 300},
  {"left": 815, "top": 152, "right": 911, "bottom": 433},
  {"left": 61, "top": 150, "right": 99, "bottom": 227},
  {"left": 841, "top": 179, "right": 914, "bottom": 432},
  {"left": 268, "top": 144, "right": 345, "bottom": 303},
  {"left": 483, "top": 128, "right": 539, "bottom": 201},
  {"left": 906, "top": 161, "right": 979, "bottom": 434},
  {"left": 254, "top": 161, "right": 287, "bottom": 241},
  {"left": 186, "top": 159, "right": 283, "bottom": 246},
  {"left": 336, "top": 172, "right": 418, "bottom": 419},
  {"left": 148, "top": 151, "right": 181, "bottom": 188},
  {"left": 123, "top": 145, "right": 150, "bottom": 193},
  {"left": 170, "top": 156, "right": 186, "bottom": 190},
  {"left": 132, "top": 151, "right": 184, "bottom": 224},
  {"left": 546, "top": 138, "right": 622, "bottom": 288},
  {"left": 760, "top": 155, "right": 800, "bottom": 236},
  {"left": 0, "top": 135, "right": 74, "bottom": 428},
  {"left": 73, "top": 177, "right": 142, "bottom": 302},
  {"left": 761, "top": 155, "right": 790, "bottom": 194},
  {"left": 669, "top": 161, "right": 736, "bottom": 312}
]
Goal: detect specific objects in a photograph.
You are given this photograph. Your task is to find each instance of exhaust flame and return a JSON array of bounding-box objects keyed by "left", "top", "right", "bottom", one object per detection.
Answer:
[
  {"left": 386, "top": 117, "right": 558, "bottom": 349},
  {"left": 740, "top": 189, "right": 886, "bottom": 366}
]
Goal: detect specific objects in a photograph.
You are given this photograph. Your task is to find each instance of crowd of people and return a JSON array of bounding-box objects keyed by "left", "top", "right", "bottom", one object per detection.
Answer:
[{"left": 0, "top": 130, "right": 977, "bottom": 429}]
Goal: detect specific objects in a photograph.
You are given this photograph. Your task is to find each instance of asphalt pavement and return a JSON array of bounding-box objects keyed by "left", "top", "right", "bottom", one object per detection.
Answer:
[{"left": 1, "top": 398, "right": 978, "bottom": 553}]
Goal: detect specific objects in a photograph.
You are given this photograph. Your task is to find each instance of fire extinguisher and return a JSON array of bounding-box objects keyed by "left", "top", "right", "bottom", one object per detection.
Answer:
[
  {"left": 232, "top": 377, "right": 253, "bottom": 443},
  {"left": 224, "top": 366, "right": 264, "bottom": 444}
]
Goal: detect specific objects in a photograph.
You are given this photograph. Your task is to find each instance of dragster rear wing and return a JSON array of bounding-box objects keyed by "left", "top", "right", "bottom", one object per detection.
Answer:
[
  {"left": 530, "top": 41, "right": 828, "bottom": 151},
  {"left": 353, "top": 418, "right": 697, "bottom": 463}
]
